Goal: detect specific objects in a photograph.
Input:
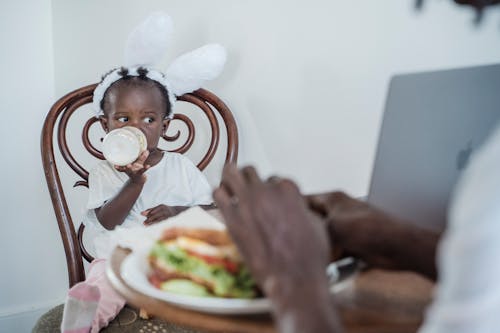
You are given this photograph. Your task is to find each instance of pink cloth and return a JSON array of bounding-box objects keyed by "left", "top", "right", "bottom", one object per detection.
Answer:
[
  {"left": 61, "top": 259, "right": 126, "bottom": 333},
  {"left": 61, "top": 282, "right": 100, "bottom": 333},
  {"left": 86, "top": 259, "right": 126, "bottom": 333}
]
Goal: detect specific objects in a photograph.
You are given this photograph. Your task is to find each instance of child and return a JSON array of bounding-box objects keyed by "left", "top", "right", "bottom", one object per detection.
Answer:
[
  {"left": 88, "top": 71, "right": 214, "bottom": 233},
  {"left": 61, "top": 70, "right": 215, "bottom": 333},
  {"left": 60, "top": 12, "right": 227, "bottom": 333}
]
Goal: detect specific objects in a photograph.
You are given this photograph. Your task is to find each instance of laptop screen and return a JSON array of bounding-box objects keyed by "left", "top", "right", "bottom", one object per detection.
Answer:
[{"left": 367, "top": 64, "right": 500, "bottom": 230}]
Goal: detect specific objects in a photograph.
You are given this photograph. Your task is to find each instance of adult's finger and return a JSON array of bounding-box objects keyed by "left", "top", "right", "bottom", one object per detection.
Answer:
[
  {"left": 213, "top": 187, "right": 264, "bottom": 254},
  {"left": 213, "top": 189, "right": 272, "bottom": 287},
  {"left": 219, "top": 164, "right": 248, "bottom": 199},
  {"left": 241, "top": 166, "right": 263, "bottom": 185},
  {"left": 307, "top": 191, "right": 354, "bottom": 215},
  {"left": 266, "top": 175, "right": 282, "bottom": 184},
  {"left": 305, "top": 193, "right": 329, "bottom": 216},
  {"left": 213, "top": 187, "right": 240, "bottom": 228},
  {"left": 213, "top": 189, "right": 247, "bottom": 250},
  {"left": 276, "top": 178, "right": 300, "bottom": 192}
]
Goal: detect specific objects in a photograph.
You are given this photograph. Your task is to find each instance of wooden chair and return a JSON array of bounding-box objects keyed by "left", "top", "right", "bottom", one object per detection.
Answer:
[{"left": 33, "top": 83, "right": 238, "bottom": 332}]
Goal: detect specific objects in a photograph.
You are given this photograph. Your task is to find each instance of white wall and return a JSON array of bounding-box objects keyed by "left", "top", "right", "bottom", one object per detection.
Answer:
[
  {"left": 0, "top": 0, "right": 68, "bottom": 331},
  {"left": 2, "top": 0, "right": 500, "bottom": 331},
  {"left": 51, "top": 0, "right": 500, "bottom": 197}
]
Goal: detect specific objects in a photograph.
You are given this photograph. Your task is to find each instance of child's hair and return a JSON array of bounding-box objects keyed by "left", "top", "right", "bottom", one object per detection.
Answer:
[
  {"left": 93, "top": 65, "right": 176, "bottom": 119},
  {"left": 100, "top": 67, "right": 172, "bottom": 119}
]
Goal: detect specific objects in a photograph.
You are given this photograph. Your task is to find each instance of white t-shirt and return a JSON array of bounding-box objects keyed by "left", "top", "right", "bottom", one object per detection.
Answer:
[
  {"left": 419, "top": 123, "right": 500, "bottom": 333},
  {"left": 83, "top": 152, "right": 213, "bottom": 257}
]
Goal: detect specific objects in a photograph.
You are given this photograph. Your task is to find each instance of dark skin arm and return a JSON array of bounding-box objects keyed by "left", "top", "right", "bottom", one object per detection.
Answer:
[
  {"left": 214, "top": 165, "right": 343, "bottom": 333},
  {"left": 307, "top": 191, "right": 441, "bottom": 281},
  {"left": 96, "top": 149, "right": 217, "bottom": 229},
  {"left": 95, "top": 150, "right": 150, "bottom": 230}
]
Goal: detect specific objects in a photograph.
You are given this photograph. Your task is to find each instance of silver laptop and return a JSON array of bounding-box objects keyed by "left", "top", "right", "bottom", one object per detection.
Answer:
[{"left": 367, "top": 64, "right": 500, "bottom": 231}]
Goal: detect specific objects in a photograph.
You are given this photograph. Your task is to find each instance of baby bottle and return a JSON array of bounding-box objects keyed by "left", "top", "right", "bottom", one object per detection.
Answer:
[{"left": 102, "top": 126, "right": 147, "bottom": 166}]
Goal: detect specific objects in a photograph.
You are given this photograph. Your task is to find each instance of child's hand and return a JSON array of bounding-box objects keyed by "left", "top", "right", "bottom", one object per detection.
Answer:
[
  {"left": 141, "top": 205, "right": 185, "bottom": 225},
  {"left": 114, "top": 150, "right": 150, "bottom": 183}
]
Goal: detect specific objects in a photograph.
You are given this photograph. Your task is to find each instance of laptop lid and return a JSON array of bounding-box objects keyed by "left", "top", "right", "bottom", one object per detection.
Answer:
[{"left": 367, "top": 64, "right": 500, "bottom": 230}]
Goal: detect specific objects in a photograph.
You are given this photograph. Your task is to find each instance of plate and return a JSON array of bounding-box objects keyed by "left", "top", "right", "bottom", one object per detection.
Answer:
[{"left": 120, "top": 251, "right": 273, "bottom": 315}]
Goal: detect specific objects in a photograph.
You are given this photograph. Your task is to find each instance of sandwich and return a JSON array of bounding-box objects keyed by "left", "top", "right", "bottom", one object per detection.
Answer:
[{"left": 148, "top": 227, "right": 257, "bottom": 298}]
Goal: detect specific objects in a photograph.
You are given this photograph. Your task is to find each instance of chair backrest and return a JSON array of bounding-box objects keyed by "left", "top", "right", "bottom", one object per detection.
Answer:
[{"left": 41, "top": 83, "right": 238, "bottom": 287}]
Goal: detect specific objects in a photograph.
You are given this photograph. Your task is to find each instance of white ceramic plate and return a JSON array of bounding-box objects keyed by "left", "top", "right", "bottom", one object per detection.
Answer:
[{"left": 120, "top": 251, "right": 273, "bottom": 315}]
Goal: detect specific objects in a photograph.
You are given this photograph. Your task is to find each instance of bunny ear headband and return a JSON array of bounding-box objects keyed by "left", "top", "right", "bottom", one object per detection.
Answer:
[{"left": 92, "top": 12, "right": 227, "bottom": 119}]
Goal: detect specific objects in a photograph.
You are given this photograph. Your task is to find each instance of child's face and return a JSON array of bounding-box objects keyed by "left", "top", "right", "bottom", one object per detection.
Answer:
[{"left": 100, "top": 83, "right": 169, "bottom": 152}]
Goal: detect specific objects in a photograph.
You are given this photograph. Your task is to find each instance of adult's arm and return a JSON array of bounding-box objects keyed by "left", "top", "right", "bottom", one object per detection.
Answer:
[
  {"left": 307, "top": 191, "right": 441, "bottom": 280},
  {"left": 96, "top": 151, "right": 150, "bottom": 230},
  {"left": 214, "top": 165, "right": 343, "bottom": 333}
]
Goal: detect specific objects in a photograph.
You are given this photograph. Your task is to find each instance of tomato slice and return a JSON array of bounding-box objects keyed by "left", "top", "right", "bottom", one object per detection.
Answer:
[
  {"left": 148, "top": 274, "right": 163, "bottom": 289},
  {"left": 186, "top": 250, "right": 239, "bottom": 274},
  {"left": 223, "top": 260, "right": 239, "bottom": 274}
]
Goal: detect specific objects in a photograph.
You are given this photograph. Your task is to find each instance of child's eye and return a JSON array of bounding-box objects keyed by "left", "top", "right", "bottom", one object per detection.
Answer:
[
  {"left": 143, "top": 117, "right": 154, "bottom": 124},
  {"left": 117, "top": 116, "right": 129, "bottom": 123}
]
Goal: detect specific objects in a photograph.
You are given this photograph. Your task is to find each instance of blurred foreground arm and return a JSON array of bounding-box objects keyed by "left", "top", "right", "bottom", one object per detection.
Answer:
[
  {"left": 214, "top": 165, "right": 343, "bottom": 333},
  {"left": 308, "top": 191, "right": 441, "bottom": 280}
]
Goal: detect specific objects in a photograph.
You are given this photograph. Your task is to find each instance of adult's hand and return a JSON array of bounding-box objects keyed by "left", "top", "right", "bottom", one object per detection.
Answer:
[
  {"left": 214, "top": 165, "right": 343, "bottom": 333},
  {"left": 307, "top": 191, "right": 440, "bottom": 280}
]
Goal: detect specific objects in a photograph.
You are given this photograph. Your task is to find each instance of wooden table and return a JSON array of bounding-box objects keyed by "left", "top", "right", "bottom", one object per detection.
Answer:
[{"left": 107, "top": 247, "right": 434, "bottom": 333}]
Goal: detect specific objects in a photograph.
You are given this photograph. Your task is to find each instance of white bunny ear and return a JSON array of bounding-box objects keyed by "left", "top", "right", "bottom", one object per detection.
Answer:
[
  {"left": 124, "top": 12, "right": 173, "bottom": 67},
  {"left": 166, "top": 44, "right": 227, "bottom": 96}
]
